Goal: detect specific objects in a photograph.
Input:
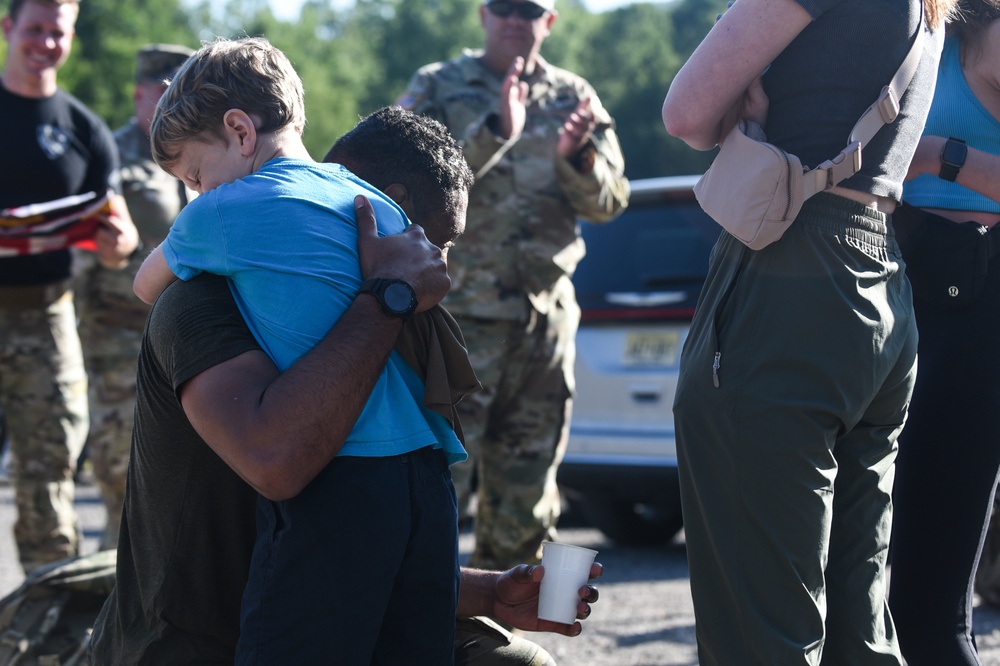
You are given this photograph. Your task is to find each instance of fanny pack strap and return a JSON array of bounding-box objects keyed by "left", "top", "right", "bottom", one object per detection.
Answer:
[{"left": 802, "top": 3, "right": 926, "bottom": 199}]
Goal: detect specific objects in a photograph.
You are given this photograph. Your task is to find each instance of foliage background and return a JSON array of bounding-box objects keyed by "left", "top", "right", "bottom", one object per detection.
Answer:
[{"left": 2, "top": 0, "right": 727, "bottom": 180}]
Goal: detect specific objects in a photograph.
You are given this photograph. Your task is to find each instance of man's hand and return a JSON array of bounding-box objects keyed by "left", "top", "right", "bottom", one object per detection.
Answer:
[
  {"left": 492, "top": 562, "right": 603, "bottom": 637},
  {"left": 497, "top": 56, "right": 528, "bottom": 140},
  {"left": 93, "top": 194, "right": 139, "bottom": 269},
  {"left": 557, "top": 97, "right": 601, "bottom": 160},
  {"left": 355, "top": 195, "right": 450, "bottom": 313}
]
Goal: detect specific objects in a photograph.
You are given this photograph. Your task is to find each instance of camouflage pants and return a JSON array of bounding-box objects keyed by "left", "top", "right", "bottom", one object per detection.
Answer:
[
  {"left": 454, "top": 617, "right": 554, "bottom": 666},
  {"left": 81, "top": 350, "right": 138, "bottom": 551},
  {"left": 453, "top": 304, "right": 576, "bottom": 571},
  {"left": 73, "top": 251, "right": 151, "bottom": 551},
  {"left": 0, "top": 286, "right": 87, "bottom": 572}
]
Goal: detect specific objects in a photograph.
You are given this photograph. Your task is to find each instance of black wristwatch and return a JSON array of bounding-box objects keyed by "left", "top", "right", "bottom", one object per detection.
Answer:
[
  {"left": 357, "top": 278, "right": 418, "bottom": 320},
  {"left": 939, "top": 137, "right": 968, "bottom": 182}
]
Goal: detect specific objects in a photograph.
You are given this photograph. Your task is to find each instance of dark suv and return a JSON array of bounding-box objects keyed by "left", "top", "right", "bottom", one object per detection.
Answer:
[{"left": 557, "top": 175, "right": 720, "bottom": 546}]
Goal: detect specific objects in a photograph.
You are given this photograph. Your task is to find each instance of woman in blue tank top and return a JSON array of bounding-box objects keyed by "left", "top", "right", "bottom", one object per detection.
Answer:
[{"left": 889, "top": 2, "right": 1000, "bottom": 664}]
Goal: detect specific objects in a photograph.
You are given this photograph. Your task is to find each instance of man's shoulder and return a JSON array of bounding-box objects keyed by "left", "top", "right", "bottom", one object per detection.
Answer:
[
  {"left": 399, "top": 51, "right": 491, "bottom": 111},
  {"left": 151, "top": 274, "right": 234, "bottom": 322},
  {"left": 415, "top": 50, "right": 481, "bottom": 81},
  {"left": 113, "top": 118, "right": 140, "bottom": 143},
  {"left": 144, "top": 274, "right": 257, "bottom": 373},
  {"left": 54, "top": 87, "right": 114, "bottom": 133},
  {"left": 113, "top": 120, "right": 146, "bottom": 160}
]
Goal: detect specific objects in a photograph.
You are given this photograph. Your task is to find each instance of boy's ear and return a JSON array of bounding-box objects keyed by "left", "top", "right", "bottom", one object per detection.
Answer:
[{"left": 222, "top": 109, "right": 258, "bottom": 156}]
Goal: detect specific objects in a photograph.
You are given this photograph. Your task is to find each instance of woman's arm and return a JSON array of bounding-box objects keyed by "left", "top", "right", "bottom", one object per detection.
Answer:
[
  {"left": 134, "top": 244, "right": 178, "bottom": 305},
  {"left": 907, "top": 135, "right": 1000, "bottom": 204},
  {"left": 661, "top": 0, "right": 812, "bottom": 150}
]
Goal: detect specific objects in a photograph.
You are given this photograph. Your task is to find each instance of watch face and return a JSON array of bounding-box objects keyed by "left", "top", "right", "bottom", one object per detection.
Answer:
[
  {"left": 383, "top": 282, "right": 415, "bottom": 313},
  {"left": 942, "top": 139, "right": 968, "bottom": 166}
]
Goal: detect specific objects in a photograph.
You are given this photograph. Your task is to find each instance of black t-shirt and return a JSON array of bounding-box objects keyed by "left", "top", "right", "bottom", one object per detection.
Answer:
[
  {"left": 91, "top": 274, "right": 260, "bottom": 664},
  {"left": 0, "top": 85, "right": 119, "bottom": 285},
  {"left": 763, "top": 0, "right": 944, "bottom": 201}
]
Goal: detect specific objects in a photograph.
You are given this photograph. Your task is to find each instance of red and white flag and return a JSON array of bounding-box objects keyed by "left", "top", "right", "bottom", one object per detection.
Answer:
[{"left": 0, "top": 191, "right": 111, "bottom": 256}]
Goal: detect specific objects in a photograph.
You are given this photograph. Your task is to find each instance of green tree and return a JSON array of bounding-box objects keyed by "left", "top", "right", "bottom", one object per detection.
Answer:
[
  {"left": 578, "top": 3, "right": 683, "bottom": 178},
  {"left": 63, "top": 0, "right": 198, "bottom": 130},
  {"left": 357, "top": 0, "right": 482, "bottom": 112},
  {"left": 292, "top": 4, "right": 384, "bottom": 157},
  {"left": 670, "top": 0, "right": 724, "bottom": 58},
  {"left": 536, "top": 0, "right": 598, "bottom": 77},
  {"left": 0, "top": 0, "right": 732, "bottom": 179}
]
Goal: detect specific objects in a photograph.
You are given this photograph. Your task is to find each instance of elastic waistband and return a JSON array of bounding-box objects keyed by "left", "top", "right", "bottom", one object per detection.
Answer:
[
  {"left": 0, "top": 279, "right": 72, "bottom": 309},
  {"left": 797, "top": 192, "right": 892, "bottom": 242}
]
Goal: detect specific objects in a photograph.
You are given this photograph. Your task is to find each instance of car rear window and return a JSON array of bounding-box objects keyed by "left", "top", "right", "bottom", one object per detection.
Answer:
[{"left": 574, "top": 197, "right": 720, "bottom": 320}]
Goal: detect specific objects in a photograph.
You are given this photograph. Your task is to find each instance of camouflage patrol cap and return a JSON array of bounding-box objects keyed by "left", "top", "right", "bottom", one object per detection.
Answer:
[
  {"left": 135, "top": 44, "right": 195, "bottom": 84},
  {"left": 484, "top": 0, "right": 555, "bottom": 10}
]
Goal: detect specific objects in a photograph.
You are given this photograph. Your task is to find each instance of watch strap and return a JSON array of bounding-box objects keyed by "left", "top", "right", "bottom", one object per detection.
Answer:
[
  {"left": 357, "top": 277, "right": 417, "bottom": 320},
  {"left": 939, "top": 137, "right": 968, "bottom": 183},
  {"left": 358, "top": 277, "right": 382, "bottom": 296}
]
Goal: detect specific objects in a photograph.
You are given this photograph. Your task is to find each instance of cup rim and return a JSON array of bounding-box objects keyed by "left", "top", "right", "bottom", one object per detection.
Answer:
[{"left": 540, "top": 541, "right": 599, "bottom": 556}]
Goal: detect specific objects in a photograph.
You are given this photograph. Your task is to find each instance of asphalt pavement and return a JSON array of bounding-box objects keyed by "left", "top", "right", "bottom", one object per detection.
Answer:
[{"left": 1, "top": 478, "right": 1000, "bottom": 665}]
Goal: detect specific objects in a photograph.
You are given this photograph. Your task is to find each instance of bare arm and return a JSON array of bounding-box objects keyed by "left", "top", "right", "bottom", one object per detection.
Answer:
[
  {"left": 661, "top": 0, "right": 811, "bottom": 150},
  {"left": 906, "top": 135, "right": 1000, "bottom": 204},
  {"left": 134, "top": 244, "right": 177, "bottom": 304},
  {"left": 457, "top": 563, "right": 604, "bottom": 636},
  {"left": 178, "top": 196, "right": 451, "bottom": 500}
]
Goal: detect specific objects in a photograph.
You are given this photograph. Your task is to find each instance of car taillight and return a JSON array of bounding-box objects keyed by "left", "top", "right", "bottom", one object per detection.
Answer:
[{"left": 580, "top": 307, "right": 696, "bottom": 323}]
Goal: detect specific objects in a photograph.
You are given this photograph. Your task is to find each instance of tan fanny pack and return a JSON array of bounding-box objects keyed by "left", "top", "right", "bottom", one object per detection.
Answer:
[{"left": 694, "top": 7, "right": 926, "bottom": 250}]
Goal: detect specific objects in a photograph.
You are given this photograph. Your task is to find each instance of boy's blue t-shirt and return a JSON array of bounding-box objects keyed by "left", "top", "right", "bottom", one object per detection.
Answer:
[{"left": 162, "top": 157, "right": 465, "bottom": 464}]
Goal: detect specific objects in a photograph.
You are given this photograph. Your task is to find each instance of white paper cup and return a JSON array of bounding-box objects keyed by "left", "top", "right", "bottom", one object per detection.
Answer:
[{"left": 537, "top": 541, "right": 599, "bottom": 624}]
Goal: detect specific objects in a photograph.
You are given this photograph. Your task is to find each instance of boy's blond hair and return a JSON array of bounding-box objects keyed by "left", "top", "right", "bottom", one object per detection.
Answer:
[{"left": 150, "top": 36, "right": 305, "bottom": 171}]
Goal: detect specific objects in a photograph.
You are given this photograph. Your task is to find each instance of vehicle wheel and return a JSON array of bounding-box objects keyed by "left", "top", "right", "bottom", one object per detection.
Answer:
[{"left": 580, "top": 495, "right": 683, "bottom": 547}]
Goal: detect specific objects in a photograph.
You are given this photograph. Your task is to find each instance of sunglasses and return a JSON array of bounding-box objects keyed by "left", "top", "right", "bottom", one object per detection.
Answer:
[{"left": 486, "top": 1, "right": 549, "bottom": 20}]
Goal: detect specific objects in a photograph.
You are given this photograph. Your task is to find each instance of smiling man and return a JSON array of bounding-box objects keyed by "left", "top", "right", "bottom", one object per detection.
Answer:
[
  {"left": 396, "top": 0, "right": 630, "bottom": 572},
  {"left": 0, "top": 0, "right": 137, "bottom": 573}
]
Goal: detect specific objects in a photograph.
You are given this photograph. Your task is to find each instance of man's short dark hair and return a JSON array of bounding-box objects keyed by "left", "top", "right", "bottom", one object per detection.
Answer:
[
  {"left": 8, "top": 0, "right": 77, "bottom": 21},
  {"left": 324, "top": 106, "right": 474, "bottom": 236}
]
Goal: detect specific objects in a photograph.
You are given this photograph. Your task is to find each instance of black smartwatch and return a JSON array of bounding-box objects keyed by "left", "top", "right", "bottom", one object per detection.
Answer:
[
  {"left": 939, "top": 137, "right": 968, "bottom": 182},
  {"left": 357, "top": 278, "right": 418, "bottom": 320}
]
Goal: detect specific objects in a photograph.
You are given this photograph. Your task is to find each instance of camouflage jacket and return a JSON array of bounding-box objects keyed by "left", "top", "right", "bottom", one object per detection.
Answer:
[
  {"left": 114, "top": 119, "right": 191, "bottom": 249},
  {"left": 399, "top": 50, "right": 629, "bottom": 320},
  {"left": 74, "top": 120, "right": 192, "bottom": 347}
]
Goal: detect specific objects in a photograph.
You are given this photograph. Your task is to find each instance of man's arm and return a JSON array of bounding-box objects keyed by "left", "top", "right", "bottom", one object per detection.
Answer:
[
  {"left": 93, "top": 193, "right": 140, "bottom": 269},
  {"left": 555, "top": 94, "right": 631, "bottom": 225},
  {"left": 179, "top": 196, "right": 450, "bottom": 500},
  {"left": 457, "top": 563, "right": 603, "bottom": 637}
]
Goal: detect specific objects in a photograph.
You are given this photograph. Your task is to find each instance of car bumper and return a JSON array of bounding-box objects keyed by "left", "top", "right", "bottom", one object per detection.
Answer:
[{"left": 557, "top": 454, "right": 679, "bottom": 507}]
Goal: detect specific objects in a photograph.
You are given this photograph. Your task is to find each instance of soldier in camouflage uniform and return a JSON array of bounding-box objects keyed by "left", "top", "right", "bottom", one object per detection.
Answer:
[
  {"left": 1, "top": 0, "right": 139, "bottom": 573},
  {"left": 397, "top": 0, "right": 629, "bottom": 570},
  {"left": 74, "top": 44, "right": 194, "bottom": 550}
]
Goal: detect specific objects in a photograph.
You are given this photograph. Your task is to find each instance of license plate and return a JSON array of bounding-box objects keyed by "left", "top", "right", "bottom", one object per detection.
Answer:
[{"left": 624, "top": 331, "right": 680, "bottom": 366}]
